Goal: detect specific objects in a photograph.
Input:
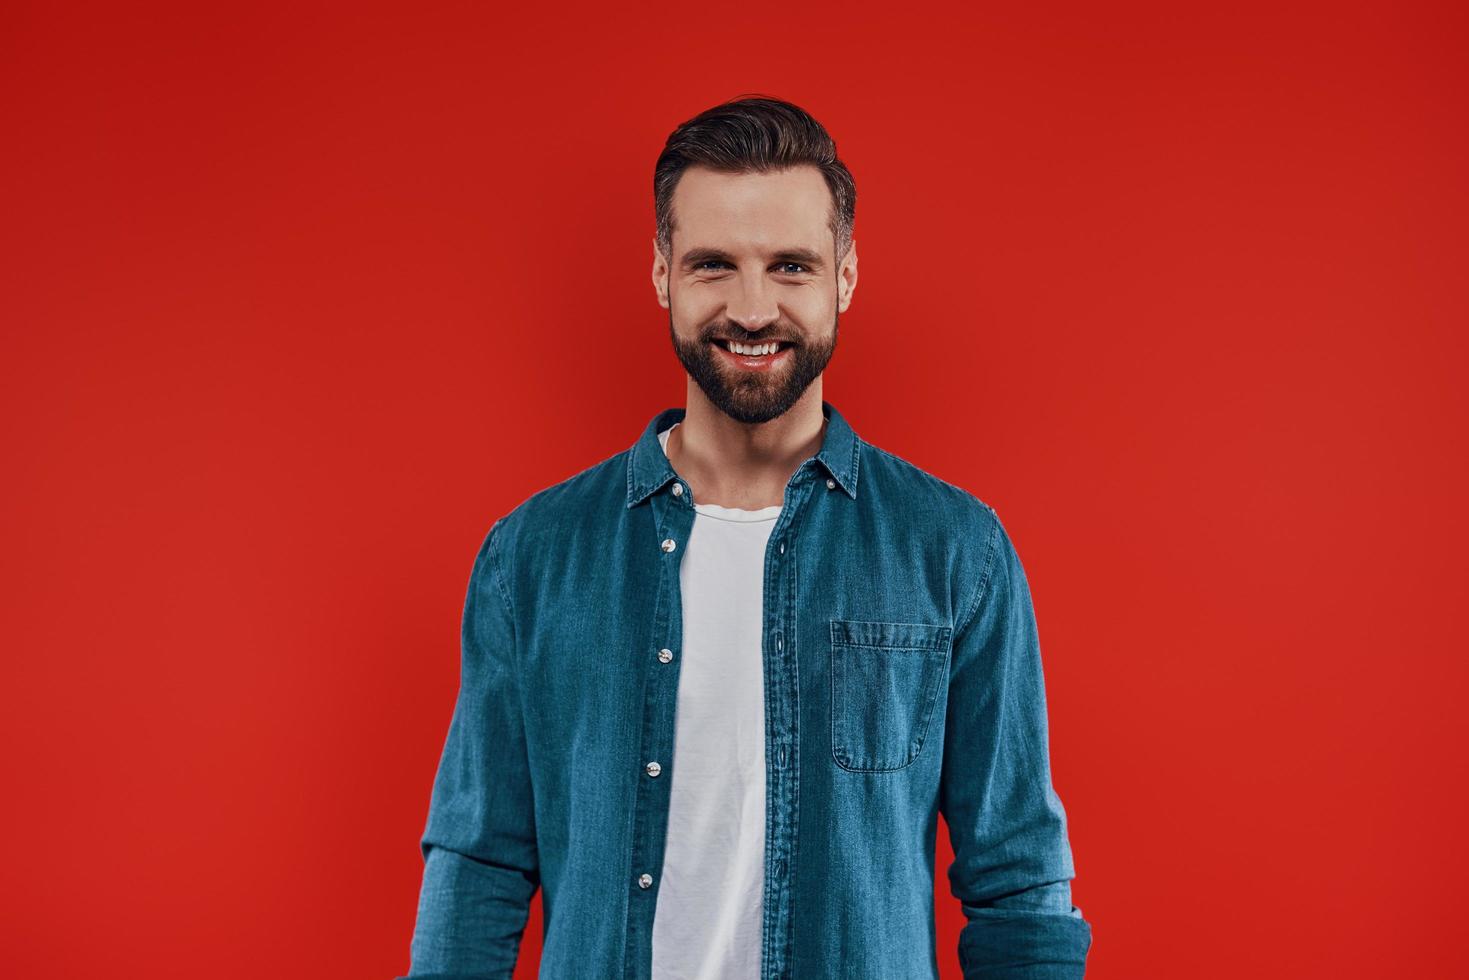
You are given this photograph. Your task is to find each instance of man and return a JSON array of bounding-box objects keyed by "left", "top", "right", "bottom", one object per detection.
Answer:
[{"left": 401, "top": 95, "right": 1092, "bottom": 979}]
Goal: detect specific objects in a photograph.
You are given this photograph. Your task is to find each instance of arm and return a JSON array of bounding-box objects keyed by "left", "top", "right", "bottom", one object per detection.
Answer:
[
  {"left": 940, "top": 510, "right": 1093, "bottom": 978},
  {"left": 403, "top": 518, "right": 539, "bottom": 980}
]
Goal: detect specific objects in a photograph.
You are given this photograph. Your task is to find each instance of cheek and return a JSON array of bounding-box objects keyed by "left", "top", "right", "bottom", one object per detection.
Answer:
[
  {"left": 787, "top": 287, "right": 837, "bottom": 322},
  {"left": 671, "top": 283, "right": 835, "bottom": 325},
  {"left": 670, "top": 286, "right": 724, "bottom": 324}
]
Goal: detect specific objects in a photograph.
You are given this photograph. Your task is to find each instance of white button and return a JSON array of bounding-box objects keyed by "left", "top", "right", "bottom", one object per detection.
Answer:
[
  {"left": 661, "top": 538, "right": 677, "bottom": 552},
  {"left": 671, "top": 482, "right": 683, "bottom": 496},
  {"left": 778, "top": 541, "right": 785, "bottom": 554},
  {"left": 658, "top": 648, "right": 673, "bottom": 663},
  {"left": 645, "top": 761, "right": 662, "bottom": 777},
  {"left": 826, "top": 478, "right": 836, "bottom": 489},
  {"left": 638, "top": 873, "right": 653, "bottom": 889}
]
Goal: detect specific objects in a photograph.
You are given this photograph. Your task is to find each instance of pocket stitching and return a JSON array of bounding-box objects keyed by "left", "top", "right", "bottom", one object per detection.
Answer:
[{"left": 829, "top": 618, "right": 952, "bottom": 773}]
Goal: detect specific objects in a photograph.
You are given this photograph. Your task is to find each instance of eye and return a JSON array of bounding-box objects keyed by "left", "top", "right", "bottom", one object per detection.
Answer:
[
  {"left": 695, "top": 260, "right": 730, "bottom": 271},
  {"left": 775, "top": 262, "right": 809, "bottom": 275}
]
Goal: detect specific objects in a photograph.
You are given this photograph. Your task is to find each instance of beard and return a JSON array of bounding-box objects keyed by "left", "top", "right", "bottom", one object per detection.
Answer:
[{"left": 668, "top": 311, "right": 838, "bottom": 425}]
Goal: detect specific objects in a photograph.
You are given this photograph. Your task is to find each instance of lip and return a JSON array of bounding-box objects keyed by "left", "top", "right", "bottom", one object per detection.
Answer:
[{"left": 711, "top": 339, "right": 793, "bottom": 373}]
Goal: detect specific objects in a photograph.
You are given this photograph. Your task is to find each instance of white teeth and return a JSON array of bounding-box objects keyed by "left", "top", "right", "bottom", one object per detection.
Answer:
[{"left": 728, "top": 341, "right": 780, "bottom": 356}]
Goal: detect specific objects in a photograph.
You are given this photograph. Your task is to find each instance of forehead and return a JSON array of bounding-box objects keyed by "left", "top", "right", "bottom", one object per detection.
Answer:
[{"left": 671, "top": 164, "right": 832, "bottom": 255}]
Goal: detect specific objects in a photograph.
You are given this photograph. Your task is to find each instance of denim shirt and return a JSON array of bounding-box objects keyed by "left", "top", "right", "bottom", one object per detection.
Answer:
[{"left": 402, "top": 400, "right": 1092, "bottom": 980}]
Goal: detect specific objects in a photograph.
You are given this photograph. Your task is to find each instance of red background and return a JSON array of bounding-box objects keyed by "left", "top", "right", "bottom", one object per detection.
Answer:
[{"left": 3, "top": 2, "right": 1465, "bottom": 977}]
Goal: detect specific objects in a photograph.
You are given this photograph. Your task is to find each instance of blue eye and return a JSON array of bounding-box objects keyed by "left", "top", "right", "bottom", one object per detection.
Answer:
[{"left": 694, "top": 260, "right": 809, "bottom": 274}]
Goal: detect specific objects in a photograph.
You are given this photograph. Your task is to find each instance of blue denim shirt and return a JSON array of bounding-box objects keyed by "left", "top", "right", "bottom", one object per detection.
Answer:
[{"left": 402, "top": 400, "right": 1092, "bottom": 979}]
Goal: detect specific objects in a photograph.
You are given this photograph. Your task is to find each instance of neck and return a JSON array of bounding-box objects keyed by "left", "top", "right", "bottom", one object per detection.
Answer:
[{"left": 667, "top": 387, "right": 827, "bottom": 510}]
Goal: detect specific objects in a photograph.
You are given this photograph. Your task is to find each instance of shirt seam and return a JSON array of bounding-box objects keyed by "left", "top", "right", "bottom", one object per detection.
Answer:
[
  {"left": 485, "top": 517, "right": 518, "bottom": 628},
  {"left": 954, "top": 516, "right": 1001, "bottom": 639}
]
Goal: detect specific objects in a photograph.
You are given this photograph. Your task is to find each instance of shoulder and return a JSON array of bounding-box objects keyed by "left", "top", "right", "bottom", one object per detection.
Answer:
[
  {"left": 482, "top": 448, "right": 631, "bottom": 555},
  {"left": 858, "top": 438, "right": 1001, "bottom": 534},
  {"left": 858, "top": 439, "right": 1013, "bottom": 629}
]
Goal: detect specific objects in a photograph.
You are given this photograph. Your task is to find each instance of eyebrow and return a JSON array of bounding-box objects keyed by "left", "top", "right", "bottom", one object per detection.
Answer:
[{"left": 680, "top": 247, "right": 825, "bottom": 271}]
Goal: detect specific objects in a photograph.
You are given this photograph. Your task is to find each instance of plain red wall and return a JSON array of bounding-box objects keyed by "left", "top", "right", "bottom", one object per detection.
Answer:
[{"left": 3, "top": 2, "right": 1464, "bottom": 977}]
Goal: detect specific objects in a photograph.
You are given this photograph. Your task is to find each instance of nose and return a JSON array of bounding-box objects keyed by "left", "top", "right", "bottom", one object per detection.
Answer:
[{"left": 726, "top": 275, "right": 780, "bottom": 333}]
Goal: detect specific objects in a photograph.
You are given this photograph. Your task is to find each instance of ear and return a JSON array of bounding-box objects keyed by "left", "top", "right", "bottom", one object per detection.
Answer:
[
  {"left": 836, "top": 238, "right": 858, "bottom": 313},
  {"left": 651, "top": 237, "right": 670, "bottom": 309}
]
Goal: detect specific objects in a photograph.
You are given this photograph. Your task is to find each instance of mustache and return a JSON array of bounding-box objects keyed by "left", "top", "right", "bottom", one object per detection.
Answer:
[{"left": 701, "top": 324, "right": 800, "bottom": 345}]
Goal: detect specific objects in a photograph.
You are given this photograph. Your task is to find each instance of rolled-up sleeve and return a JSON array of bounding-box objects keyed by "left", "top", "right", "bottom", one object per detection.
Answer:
[
  {"left": 940, "top": 510, "right": 1093, "bottom": 978},
  {"left": 403, "top": 518, "right": 539, "bottom": 980}
]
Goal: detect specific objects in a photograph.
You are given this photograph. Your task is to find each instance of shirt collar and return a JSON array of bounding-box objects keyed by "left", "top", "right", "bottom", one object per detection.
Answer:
[{"left": 625, "top": 399, "right": 861, "bottom": 508}]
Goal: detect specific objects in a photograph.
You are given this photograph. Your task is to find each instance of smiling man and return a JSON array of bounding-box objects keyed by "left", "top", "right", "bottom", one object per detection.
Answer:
[{"left": 401, "top": 95, "right": 1093, "bottom": 980}]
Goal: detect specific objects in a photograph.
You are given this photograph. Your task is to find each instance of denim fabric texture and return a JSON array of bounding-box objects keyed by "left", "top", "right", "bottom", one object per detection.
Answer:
[{"left": 401, "top": 400, "right": 1092, "bottom": 979}]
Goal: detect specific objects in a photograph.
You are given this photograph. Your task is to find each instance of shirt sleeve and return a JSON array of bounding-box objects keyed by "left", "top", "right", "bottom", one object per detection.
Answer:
[
  {"left": 403, "top": 518, "right": 540, "bottom": 979},
  {"left": 939, "top": 510, "right": 1093, "bottom": 978}
]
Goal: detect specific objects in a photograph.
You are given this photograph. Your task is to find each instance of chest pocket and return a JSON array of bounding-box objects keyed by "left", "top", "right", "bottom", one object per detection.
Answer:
[{"left": 829, "top": 618, "right": 953, "bottom": 773}]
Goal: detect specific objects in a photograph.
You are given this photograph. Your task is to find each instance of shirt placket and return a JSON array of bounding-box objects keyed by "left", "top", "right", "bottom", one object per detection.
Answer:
[
  {"left": 623, "top": 477, "right": 696, "bottom": 979},
  {"left": 760, "top": 469, "right": 816, "bottom": 980}
]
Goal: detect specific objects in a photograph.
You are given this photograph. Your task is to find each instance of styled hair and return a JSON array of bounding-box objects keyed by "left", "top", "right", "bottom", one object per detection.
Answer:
[{"left": 653, "top": 95, "right": 856, "bottom": 265}]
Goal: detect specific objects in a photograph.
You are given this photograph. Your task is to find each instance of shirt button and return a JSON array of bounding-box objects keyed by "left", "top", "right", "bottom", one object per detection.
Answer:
[
  {"left": 645, "top": 761, "right": 662, "bottom": 777},
  {"left": 661, "top": 538, "right": 677, "bottom": 553},
  {"left": 658, "top": 648, "right": 674, "bottom": 663},
  {"left": 778, "top": 541, "right": 785, "bottom": 554},
  {"left": 638, "top": 873, "right": 653, "bottom": 889},
  {"left": 671, "top": 482, "right": 683, "bottom": 496},
  {"left": 826, "top": 477, "right": 836, "bottom": 489}
]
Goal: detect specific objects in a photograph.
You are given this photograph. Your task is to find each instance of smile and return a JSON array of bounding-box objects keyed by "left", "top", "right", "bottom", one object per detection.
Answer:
[{"left": 711, "top": 338, "right": 794, "bottom": 372}]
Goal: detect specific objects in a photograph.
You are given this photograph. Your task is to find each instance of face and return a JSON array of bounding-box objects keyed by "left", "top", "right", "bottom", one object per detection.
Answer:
[{"left": 652, "top": 164, "right": 858, "bottom": 425}]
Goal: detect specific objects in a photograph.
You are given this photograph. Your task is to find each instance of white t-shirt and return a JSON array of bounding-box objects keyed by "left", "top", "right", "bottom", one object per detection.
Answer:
[{"left": 649, "top": 421, "right": 778, "bottom": 980}]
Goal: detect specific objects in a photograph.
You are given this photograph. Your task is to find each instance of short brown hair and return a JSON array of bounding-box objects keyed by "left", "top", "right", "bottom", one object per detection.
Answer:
[{"left": 653, "top": 95, "right": 856, "bottom": 265}]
